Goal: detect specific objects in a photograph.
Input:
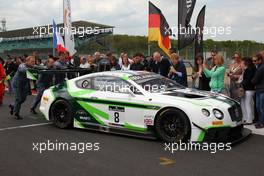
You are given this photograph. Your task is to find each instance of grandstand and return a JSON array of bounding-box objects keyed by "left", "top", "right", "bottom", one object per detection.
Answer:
[{"left": 0, "top": 21, "right": 114, "bottom": 58}]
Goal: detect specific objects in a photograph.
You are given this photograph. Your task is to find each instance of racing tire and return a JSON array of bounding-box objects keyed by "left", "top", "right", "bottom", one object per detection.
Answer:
[
  {"left": 50, "top": 99, "right": 73, "bottom": 129},
  {"left": 155, "top": 108, "right": 190, "bottom": 143}
]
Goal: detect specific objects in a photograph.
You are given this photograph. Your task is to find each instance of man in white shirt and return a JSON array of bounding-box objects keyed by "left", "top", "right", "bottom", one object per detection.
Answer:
[{"left": 79, "top": 57, "right": 90, "bottom": 69}]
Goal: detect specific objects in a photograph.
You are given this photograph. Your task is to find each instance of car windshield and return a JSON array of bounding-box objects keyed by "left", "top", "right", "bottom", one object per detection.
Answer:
[{"left": 131, "top": 74, "right": 185, "bottom": 93}]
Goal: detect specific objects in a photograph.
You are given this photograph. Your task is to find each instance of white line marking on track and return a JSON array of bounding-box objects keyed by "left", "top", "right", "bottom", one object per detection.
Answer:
[
  {"left": 0, "top": 122, "right": 53, "bottom": 132},
  {"left": 27, "top": 115, "right": 43, "bottom": 120}
]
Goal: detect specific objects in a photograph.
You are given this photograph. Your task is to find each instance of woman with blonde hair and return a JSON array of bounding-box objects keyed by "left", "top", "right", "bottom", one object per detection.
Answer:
[
  {"left": 203, "top": 54, "right": 226, "bottom": 93},
  {"left": 227, "top": 52, "right": 243, "bottom": 100},
  {"left": 121, "top": 54, "right": 131, "bottom": 71}
]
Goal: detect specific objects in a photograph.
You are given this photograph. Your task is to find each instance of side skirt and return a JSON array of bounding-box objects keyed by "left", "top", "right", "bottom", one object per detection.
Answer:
[{"left": 73, "top": 119, "right": 157, "bottom": 140}]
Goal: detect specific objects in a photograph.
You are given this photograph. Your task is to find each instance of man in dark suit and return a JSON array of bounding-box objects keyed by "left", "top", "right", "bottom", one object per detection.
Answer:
[
  {"left": 168, "top": 53, "right": 188, "bottom": 87},
  {"left": 150, "top": 52, "right": 171, "bottom": 77},
  {"left": 9, "top": 56, "right": 35, "bottom": 119},
  {"left": 253, "top": 53, "right": 263, "bottom": 123},
  {"left": 30, "top": 58, "right": 55, "bottom": 114},
  {"left": 130, "top": 53, "right": 145, "bottom": 71},
  {"left": 252, "top": 55, "right": 264, "bottom": 129}
]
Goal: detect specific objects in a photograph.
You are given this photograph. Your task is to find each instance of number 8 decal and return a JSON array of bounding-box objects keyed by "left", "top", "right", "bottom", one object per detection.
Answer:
[{"left": 114, "top": 112, "right": 119, "bottom": 123}]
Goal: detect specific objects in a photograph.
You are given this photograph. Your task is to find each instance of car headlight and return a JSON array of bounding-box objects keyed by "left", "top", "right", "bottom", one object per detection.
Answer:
[
  {"left": 202, "top": 109, "right": 210, "bottom": 117},
  {"left": 213, "top": 109, "right": 224, "bottom": 120}
]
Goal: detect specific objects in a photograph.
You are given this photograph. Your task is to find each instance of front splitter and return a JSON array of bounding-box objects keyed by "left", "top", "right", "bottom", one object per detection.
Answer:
[{"left": 230, "top": 128, "right": 252, "bottom": 146}]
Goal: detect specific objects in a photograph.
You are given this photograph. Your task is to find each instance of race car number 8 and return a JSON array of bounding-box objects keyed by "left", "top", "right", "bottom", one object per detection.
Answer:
[
  {"left": 109, "top": 106, "right": 124, "bottom": 124},
  {"left": 114, "top": 112, "right": 119, "bottom": 123}
]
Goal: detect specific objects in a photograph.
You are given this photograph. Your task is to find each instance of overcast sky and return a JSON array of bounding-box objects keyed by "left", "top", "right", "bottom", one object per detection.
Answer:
[{"left": 0, "top": 0, "right": 263, "bottom": 42}]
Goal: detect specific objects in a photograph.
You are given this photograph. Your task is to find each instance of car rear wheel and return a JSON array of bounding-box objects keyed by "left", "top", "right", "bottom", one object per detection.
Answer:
[
  {"left": 50, "top": 99, "right": 73, "bottom": 129},
  {"left": 155, "top": 108, "right": 190, "bottom": 143}
]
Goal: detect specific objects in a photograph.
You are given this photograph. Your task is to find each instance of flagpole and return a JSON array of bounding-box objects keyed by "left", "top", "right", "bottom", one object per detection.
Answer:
[
  {"left": 177, "top": 0, "right": 180, "bottom": 54},
  {"left": 63, "top": 0, "right": 65, "bottom": 46},
  {"left": 53, "top": 27, "right": 55, "bottom": 56},
  {"left": 148, "top": 43, "right": 151, "bottom": 56},
  {"left": 52, "top": 20, "right": 56, "bottom": 57},
  {"left": 63, "top": 0, "right": 65, "bottom": 25},
  {"left": 53, "top": 44, "right": 55, "bottom": 56}
]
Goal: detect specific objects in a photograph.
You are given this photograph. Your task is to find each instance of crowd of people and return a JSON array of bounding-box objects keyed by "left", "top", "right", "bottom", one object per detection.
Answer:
[
  {"left": 192, "top": 50, "right": 264, "bottom": 128},
  {"left": 0, "top": 49, "right": 263, "bottom": 129}
]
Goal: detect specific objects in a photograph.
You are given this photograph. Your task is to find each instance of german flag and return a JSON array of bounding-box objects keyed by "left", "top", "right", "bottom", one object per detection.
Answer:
[{"left": 148, "top": 1, "right": 171, "bottom": 56}]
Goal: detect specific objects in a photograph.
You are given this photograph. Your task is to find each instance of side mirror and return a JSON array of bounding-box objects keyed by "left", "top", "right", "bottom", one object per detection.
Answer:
[{"left": 119, "top": 87, "right": 135, "bottom": 97}]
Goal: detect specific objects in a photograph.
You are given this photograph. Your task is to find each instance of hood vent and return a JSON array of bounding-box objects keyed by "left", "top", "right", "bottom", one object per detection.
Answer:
[{"left": 164, "top": 92, "right": 205, "bottom": 99}]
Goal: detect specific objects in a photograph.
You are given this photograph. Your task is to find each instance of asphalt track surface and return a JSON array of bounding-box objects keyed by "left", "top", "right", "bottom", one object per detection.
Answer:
[{"left": 0, "top": 94, "right": 264, "bottom": 176}]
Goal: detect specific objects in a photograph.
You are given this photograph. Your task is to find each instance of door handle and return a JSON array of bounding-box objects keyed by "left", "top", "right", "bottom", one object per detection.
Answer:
[{"left": 91, "top": 96, "right": 98, "bottom": 99}]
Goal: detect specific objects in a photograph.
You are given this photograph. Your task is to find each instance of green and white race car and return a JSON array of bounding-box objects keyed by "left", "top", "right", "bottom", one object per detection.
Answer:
[{"left": 40, "top": 71, "right": 250, "bottom": 143}]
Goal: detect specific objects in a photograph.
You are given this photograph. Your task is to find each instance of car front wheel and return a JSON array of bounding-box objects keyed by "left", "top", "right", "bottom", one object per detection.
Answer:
[
  {"left": 50, "top": 99, "right": 73, "bottom": 129},
  {"left": 155, "top": 108, "right": 190, "bottom": 143}
]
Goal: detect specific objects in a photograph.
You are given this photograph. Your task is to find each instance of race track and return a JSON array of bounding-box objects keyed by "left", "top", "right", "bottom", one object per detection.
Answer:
[{"left": 0, "top": 95, "right": 263, "bottom": 176}]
